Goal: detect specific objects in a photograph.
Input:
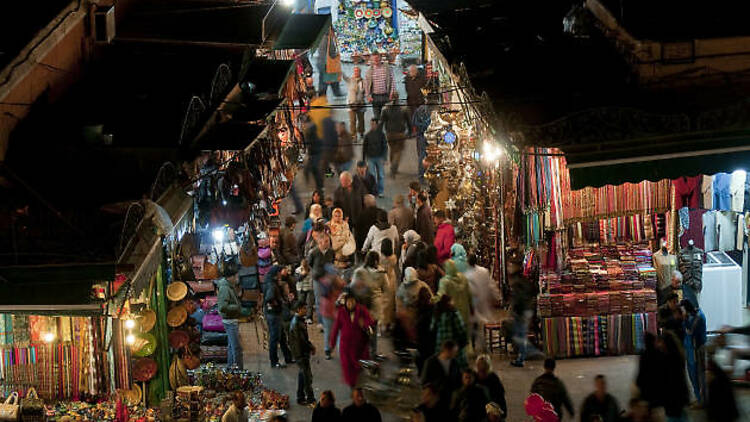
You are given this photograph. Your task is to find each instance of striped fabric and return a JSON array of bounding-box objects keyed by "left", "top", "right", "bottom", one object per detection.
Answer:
[{"left": 541, "top": 313, "right": 654, "bottom": 358}]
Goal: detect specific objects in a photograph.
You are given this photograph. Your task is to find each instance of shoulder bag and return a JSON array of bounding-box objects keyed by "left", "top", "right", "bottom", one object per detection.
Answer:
[
  {"left": 0, "top": 392, "right": 19, "bottom": 421},
  {"left": 21, "top": 387, "right": 43, "bottom": 418}
]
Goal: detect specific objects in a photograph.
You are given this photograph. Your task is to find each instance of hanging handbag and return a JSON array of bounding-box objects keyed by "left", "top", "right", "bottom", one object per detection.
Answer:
[
  {"left": 187, "top": 281, "right": 215, "bottom": 294},
  {"left": 202, "top": 312, "right": 225, "bottom": 333},
  {"left": 341, "top": 232, "right": 356, "bottom": 257},
  {"left": 20, "top": 388, "right": 43, "bottom": 418},
  {"left": 0, "top": 392, "right": 20, "bottom": 421}
]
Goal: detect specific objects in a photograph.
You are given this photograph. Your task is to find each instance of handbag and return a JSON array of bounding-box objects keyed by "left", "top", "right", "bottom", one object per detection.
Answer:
[
  {"left": 341, "top": 232, "right": 356, "bottom": 257},
  {"left": 20, "top": 388, "right": 43, "bottom": 416},
  {"left": 202, "top": 312, "right": 225, "bottom": 333},
  {"left": 0, "top": 392, "right": 19, "bottom": 421}
]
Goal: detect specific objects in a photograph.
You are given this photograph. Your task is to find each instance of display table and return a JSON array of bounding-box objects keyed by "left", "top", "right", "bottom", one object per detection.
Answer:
[{"left": 702, "top": 251, "right": 744, "bottom": 331}]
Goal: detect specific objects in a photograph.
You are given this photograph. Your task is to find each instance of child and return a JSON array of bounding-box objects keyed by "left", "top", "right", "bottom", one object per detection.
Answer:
[
  {"left": 289, "top": 300, "right": 316, "bottom": 406},
  {"left": 295, "top": 259, "right": 315, "bottom": 324}
]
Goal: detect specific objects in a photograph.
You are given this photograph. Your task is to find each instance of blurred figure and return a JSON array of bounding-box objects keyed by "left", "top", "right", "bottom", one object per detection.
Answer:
[
  {"left": 510, "top": 271, "right": 538, "bottom": 368},
  {"left": 579, "top": 375, "right": 620, "bottom": 422},
  {"left": 400, "top": 230, "right": 425, "bottom": 275},
  {"left": 306, "top": 190, "right": 329, "bottom": 221},
  {"left": 354, "top": 161, "right": 378, "bottom": 196},
  {"left": 318, "top": 264, "right": 344, "bottom": 360},
  {"left": 681, "top": 299, "right": 706, "bottom": 405},
  {"left": 475, "top": 355, "right": 507, "bottom": 419},
  {"left": 362, "top": 118, "right": 387, "bottom": 197},
  {"left": 305, "top": 97, "right": 336, "bottom": 194},
  {"left": 705, "top": 359, "right": 739, "bottom": 422},
  {"left": 415, "top": 192, "right": 435, "bottom": 245},
  {"left": 414, "top": 383, "right": 449, "bottom": 422},
  {"left": 316, "top": 30, "right": 343, "bottom": 97},
  {"left": 396, "top": 267, "right": 432, "bottom": 345},
  {"left": 659, "top": 332, "right": 690, "bottom": 422},
  {"left": 389, "top": 194, "right": 415, "bottom": 242},
  {"left": 465, "top": 253, "right": 501, "bottom": 353},
  {"left": 415, "top": 287, "right": 436, "bottom": 375},
  {"left": 437, "top": 260, "right": 473, "bottom": 351},
  {"left": 334, "top": 122, "right": 355, "bottom": 174},
  {"left": 619, "top": 399, "right": 651, "bottom": 422},
  {"left": 412, "top": 97, "right": 435, "bottom": 184},
  {"left": 379, "top": 238, "right": 398, "bottom": 331},
  {"left": 416, "top": 249, "right": 443, "bottom": 294},
  {"left": 355, "top": 195, "right": 383, "bottom": 255},
  {"left": 350, "top": 251, "right": 387, "bottom": 357},
  {"left": 343, "top": 66, "right": 366, "bottom": 140},
  {"left": 450, "top": 244, "right": 468, "bottom": 274},
  {"left": 312, "top": 390, "right": 342, "bottom": 422},
  {"left": 485, "top": 402, "right": 505, "bottom": 422},
  {"left": 450, "top": 369, "right": 489, "bottom": 422},
  {"left": 342, "top": 387, "right": 382, "bottom": 422},
  {"left": 330, "top": 292, "right": 374, "bottom": 388},
  {"left": 364, "top": 53, "right": 397, "bottom": 120},
  {"left": 432, "top": 295, "right": 468, "bottom": 368},
  {"left": 421, "top": 340, "right": 462, "bottom": 405},
  {"left": 278, "top": 217, "right": 300, "bottom": 267},
  {"left": 380, "top": 93, "right": 412, "bottom": 177},
  {"left": 404, "top": 64, "right": 426, "bottom": 119},
  {"left": 636, "top": 332, "right": 666, "bottom": 412},
  {"left": 658, "top": 293, "right": 685, "bottom": 341},
  {"left": 530, "top": 358, "right": 574, "bottom": 421}
]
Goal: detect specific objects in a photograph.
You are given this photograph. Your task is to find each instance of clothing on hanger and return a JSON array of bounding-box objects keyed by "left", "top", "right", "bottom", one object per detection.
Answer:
[
  {"left": 713, "top": 173, "right": 732, "bottom": 210},
  {"left": 730, "top": 170, "right": 747, "bottom": 212},
  {"left": 703, "top": 211, "right": 718, "bottom": 252}
]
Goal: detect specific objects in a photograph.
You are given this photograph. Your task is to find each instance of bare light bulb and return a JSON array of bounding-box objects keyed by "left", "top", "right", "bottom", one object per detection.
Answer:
[
  {"left": 124, "top": 319, "right": 136, "bottom": 329},
  {"left": 125, "top": 334, "right": 136, "bottom": 345},
  {"left": 43, "top": 332, "right": 55, "bottom": 343}
]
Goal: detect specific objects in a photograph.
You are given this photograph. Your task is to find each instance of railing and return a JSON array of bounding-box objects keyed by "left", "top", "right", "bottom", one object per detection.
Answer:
[
  {"left": 209, "top": 63, "right": 232, "bottom": 109},
  {"left": 178, "top": 95, "right": 207, "bottom": 146},
  {"left": 116, "top": 202, "right": 145, "bottom": 261},
  {"left": 150, "top": 162, "right": 178, "bottom": 203}
]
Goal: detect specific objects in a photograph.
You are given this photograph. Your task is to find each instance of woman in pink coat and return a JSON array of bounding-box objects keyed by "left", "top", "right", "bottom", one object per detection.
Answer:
[{"left": 329, "top": 291, "right": 375, "bottom": 387}]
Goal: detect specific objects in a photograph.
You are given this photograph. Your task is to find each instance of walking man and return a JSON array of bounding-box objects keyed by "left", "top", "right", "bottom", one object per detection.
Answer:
[
  {"left": 404, "top": 64, "right": 426, "bottom": 119},
  {"left": 380, "top": 93, "right": 412, "bottom": 177},
  {"left": 530, "top": 359, "right": 574, "bottom": 421},
  {"left": 365, "top": 53, "right": 396, "bottom": 120},
  {"left": 344, "top": 66, "right": 366, "bottom": 140},
  {"left": 362, "top": 118, "right": 387, "bottom": 198}
]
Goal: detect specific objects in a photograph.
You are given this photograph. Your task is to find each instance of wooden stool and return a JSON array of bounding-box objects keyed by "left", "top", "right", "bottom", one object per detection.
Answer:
[{"left": 484, "top": 323, "right": 508, "bottom": 355}]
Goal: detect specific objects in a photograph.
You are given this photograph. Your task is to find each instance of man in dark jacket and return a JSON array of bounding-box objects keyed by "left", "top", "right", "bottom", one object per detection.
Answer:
[
  {"left": 307, "top": 227, "right": 335, "bottom": 324},
  {"left": 355, "top": 194, "right": 383, "bottom": 253},
  {"left": 278, "top": 217, "right": 300, "bottom": 266},
  {"left": 421, "top": 340, "right": 461, "bottom": 406},
  {"left": 289, "top": 301, "right": 316, "bottom": 405},
  {"left": 362, "top": 118, "right": 387, "bottom": 197},
  {"left": 415, "top": 192, "right": 435, "bottom": 246},
  {"left": 415, "top": 383, "right": 450, "bottom": 422},
  {"left": 530, "top": 359, "right": 574, "bottom": 421},
  {"left": 379, "top": 94, "right": 412, "bottom": 177},
  {"left": 342, "top": 388, "right": 382, "bottom": 422},
  {"left": 334, "top": 171, "right": 364, "bottom": 227},
  {"left": 354, "top": 161, "right": 377, "bottom": 196},
  {"left": 580, "top": 375, "right": 620, "bottom": 422},
  {"left": 451, "top": 369, "right": 490, "bottom": 422},
  {"left": 404, "top": 65, "right": 426, "bottom": 119},
  {"left": 263, "top": 266, "right": 293, "bottom": 368}
]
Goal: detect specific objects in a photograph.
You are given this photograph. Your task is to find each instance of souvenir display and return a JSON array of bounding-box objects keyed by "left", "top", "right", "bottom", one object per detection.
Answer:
[
  {"left": 43, "top": 400, "right": 158, "bottom": 421},
  {"left": 167, "top": 305, "right": 188, "bottom": 328},
  {"left": 138, "top": 310, "right": 156, "bottom": 333},
  {"left": 132, "top": 332, "right": 157, "bottom": 357},
  {"left": 166, "top": 281, "right": 189, "bottom": 302}
]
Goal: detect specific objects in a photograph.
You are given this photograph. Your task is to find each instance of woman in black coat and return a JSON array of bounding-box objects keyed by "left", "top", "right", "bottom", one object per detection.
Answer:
[
  {"left": 635, "top": 332, "right": 666, "bottom": 409},
  {"left": 415, "top": 287, "right": 435, "bottom": 375},
  {"left": 659, "top": 332, "right": 690, "bottom": 421}
]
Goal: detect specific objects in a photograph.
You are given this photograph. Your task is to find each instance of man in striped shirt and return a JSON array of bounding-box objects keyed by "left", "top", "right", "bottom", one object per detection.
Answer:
[{"left": 365, "top": 53, "right": 397, "bottom": 120}]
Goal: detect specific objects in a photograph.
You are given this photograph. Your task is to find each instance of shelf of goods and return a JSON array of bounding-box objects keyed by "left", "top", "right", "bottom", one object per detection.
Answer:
[{"left": 538, "top": 242, "right": 659, "bottom": 358}]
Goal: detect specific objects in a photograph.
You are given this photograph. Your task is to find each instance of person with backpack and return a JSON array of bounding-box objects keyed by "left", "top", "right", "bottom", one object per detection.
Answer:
[{"left": 362, "top": 118, "right": 388, "bottom": 198}]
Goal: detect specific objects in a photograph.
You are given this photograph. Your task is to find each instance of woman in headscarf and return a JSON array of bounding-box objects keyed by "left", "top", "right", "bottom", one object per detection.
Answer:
[
  {"left": 302, "top": 204, "right": 326, "bottom": 235},
  {"left": 432, "top": 294, "right": 468, "bottom": 368},
  {"left": 362, "top": 209, "right": 399, "bottom": 257},
  {"left": 437, "top": 260, "right": 473, "bottom": 352},
  {"left": 305, "top": 190, "right": 329, "bottom": 221},
  {"left": 329, "top": 290, "right": 374, "bottom": 388},
  {"left": 400, "top": 229, "right": 425, "bottom": 275},
  {"left": 379, "top": 238, "right": 398, "bottom": 331},
  {"left": 328, "top": 207, "right": 354, "bottom": 269},
  {"left": 450, "top": 243, "right": 469, "bottom": 274},
  {"left": 396, "top": 267, "right": 432, "bottom": 344}
]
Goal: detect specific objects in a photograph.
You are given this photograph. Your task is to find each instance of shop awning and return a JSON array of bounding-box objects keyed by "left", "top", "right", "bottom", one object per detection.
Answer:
[
  {"left": 0, "top": 263, "right": 113, "bottom": 313},
  {"left": 561, "top": 130, "right": 750, "bottom": 189},
  {"left": 273, "top": 14, "right": 330, "bottom": 50}
]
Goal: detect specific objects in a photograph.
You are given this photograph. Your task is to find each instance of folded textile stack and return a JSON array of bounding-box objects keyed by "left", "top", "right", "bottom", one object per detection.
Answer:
[
  {"left": 201, "top": 331, "right": 228, "bottom": 346},
  {"left": 621, "top": 291, "right": 633, "bottom": 314},
  {"left": 645, "top": 291, "right": 658, "bottom": 312},
  {"left": 597, "top": 292, "right": 610, "bottom": 315},
  {"left": 538, "top": 296, "right": 552, "bottom": 317},
  {"left": 551, "top": 298, "right": 564, "bottom": 317},
  {"left": 200, "top": 346, "right": 228, "bottom": 362},
  {"left": 609, "top": 292, "right": 622, "bottom": 314}
]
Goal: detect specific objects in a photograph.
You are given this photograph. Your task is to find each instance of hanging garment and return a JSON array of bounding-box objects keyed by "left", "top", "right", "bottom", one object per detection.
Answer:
[
  {"left": 701, "top": 175, "right": 714, "bottom": 210},
  {"left": 730, "top": 170, "right": 747, "bottom": 212},
  {"left": 738, "top": 213, "right": 745, "bottom": 252},
  {"left": 679, "top": 246, "right": 704, "bottom": 306},
  {"left": 713, "top": 173, "right": 732, "bottom": 210},
  {"left": 717, "top": 211, "right": 738, "bottom": 251},
  {"left": 745, "top": 172, "right": 750, "bottom": 212},
  {"left": 703, "top": 211, "right": 718, "bottom": 252},
  {"left": 653, "top": 250, "right": 678, "bottom": 290},
  {"left": 673, "top": 176, "right": 701, "bottom": 209},
  {"left": 680, "top": 209, "right": 707, "bottom": 250}
]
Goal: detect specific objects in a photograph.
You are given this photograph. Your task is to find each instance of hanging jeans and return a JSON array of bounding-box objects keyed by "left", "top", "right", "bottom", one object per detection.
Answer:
[
  {"left": 367, "top": 156, "right": 386, "bottom": 195},
  {"left": 222, "top": 320, "right": 243, "bottom": 369},
  {"left": 265, "top": 312, "right": 292, "bottom": 366}
]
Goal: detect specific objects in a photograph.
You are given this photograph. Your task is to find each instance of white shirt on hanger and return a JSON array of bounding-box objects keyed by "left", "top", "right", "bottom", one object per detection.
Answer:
[{"left": 730, "top": 170, "right": 747, "bottom": 212}]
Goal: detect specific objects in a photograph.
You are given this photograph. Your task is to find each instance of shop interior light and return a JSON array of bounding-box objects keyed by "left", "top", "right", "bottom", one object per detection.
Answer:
[
  {"left": 124, "top": 319, "right": 136, "bottom": 329},
  {"left": 212, "top": 228, "right": 225, "bottom": 242},
  {"left": 43, "top": 332, "right": 55, "bottom": 343},
  {"left": 281, "top": 0, "right": 294, "bottom": 7},
  {"left": 125, "top": 334, "right": 136, "bottom": 345},
  {"left": 481, "top": 142, "right": 503, "bottom": 165}
]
